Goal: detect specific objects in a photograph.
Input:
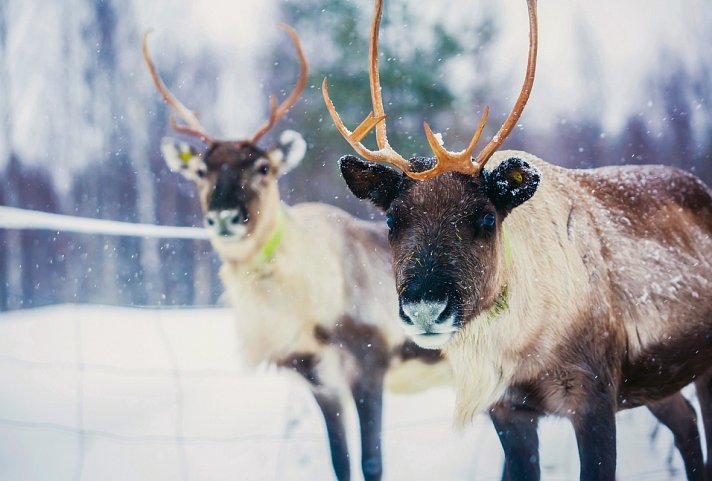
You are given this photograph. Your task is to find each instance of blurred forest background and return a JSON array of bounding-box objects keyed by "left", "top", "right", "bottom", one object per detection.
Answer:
[{"left": 1, "top": 0, "right": 711, "bottom": 310}]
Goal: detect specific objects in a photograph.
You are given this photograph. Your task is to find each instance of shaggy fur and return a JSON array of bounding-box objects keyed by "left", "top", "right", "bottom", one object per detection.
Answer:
[
  {"left": 161, "top": 135, "right": 452, "bottom": 481},
  {"left": 446, "top": 151, "right": 712, "bottom": 424},
  {"left": 340, "top": 148, "right": 712, "bottom": 480}
]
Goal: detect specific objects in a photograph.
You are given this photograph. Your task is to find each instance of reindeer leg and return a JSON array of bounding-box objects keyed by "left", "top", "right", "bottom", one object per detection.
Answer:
[
  {"left": 571, "top": 389, "right": 617, "bottom": 481},
  {"left": 647, "top": 393, "right": 704, "bottom": 481},
  {"left": 313, "top": 391, "right": 351, "bottom": 481},
  {"left": 351, "top": 367, "right": 385, "bottom": 481},
  {"left": 695, "top": 369, "right": 712, "bottom": 479},
  {"left": 490, "top": 402, "right": 541, "bottom": 481}
]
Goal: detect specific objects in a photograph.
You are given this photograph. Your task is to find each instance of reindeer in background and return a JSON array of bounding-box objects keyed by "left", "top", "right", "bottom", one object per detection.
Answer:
[
  {"left": 324, "top": 0, "right": 712, "bottom": 479},
  {"left": 143, "top": 25, "right": 452, "bottom": 481}
]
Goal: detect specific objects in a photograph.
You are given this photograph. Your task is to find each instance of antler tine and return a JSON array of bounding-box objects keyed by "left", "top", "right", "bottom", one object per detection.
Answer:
[
  {"left": 322, "top": 79, "right": 412, "bottom": 170},
  {"left": 169, "top": 116, "right": 213, "bottom": 139},
  {"left": 251, "top": 24, "right": 309, "bottom": 144},
  {"left": 322, "top": 0, "right": 414, "bottom": 175},
  {"left": 474, "top": 0, "right": 538, "bottom": 170},
  {"left": 142, "top": 30, "right": 214, "bottom": 144},
  {"left": 415, "top": 106, "right": 490, "bottom": 180},
  {"left": 250, "top": 95, "right": 278, "bottom": 144}
]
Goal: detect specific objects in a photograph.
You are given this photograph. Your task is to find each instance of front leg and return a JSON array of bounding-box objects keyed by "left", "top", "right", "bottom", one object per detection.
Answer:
[
  {"left": 571, "top": 391, "right": 617, "bottom": 481},
  {"left": 313, "top": 391, "right": 351, "bottom": 481},
  {"left": 351, "top": 367, "right": 385, "bottom": 481},
  {"left": 490, "top": 402, "right": 541, "bottom": 481}
]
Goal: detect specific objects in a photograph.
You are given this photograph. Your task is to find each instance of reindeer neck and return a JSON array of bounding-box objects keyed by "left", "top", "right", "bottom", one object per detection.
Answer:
[{"left": 242, "top": 207, "right": 287, "bottom": 271}]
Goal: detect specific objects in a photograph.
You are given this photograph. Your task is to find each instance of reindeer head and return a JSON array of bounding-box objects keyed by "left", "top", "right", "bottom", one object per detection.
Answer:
[
  {"left": 324, "top": 0, "right": 540, "bottom": 349},
  {"left": 144, "top": 25, "right": 307, "bottom": 258}
]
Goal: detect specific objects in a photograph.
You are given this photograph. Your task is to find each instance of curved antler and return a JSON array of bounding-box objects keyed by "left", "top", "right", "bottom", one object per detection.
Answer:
[
  {"left": 322, "top": 0, "right": 413, "bottom": 175},
  {"left": 474, "top": 0, "right": 538, "bottom": 170},
  {"left": 251, "top": 23, "right": 309, "bottom": 144},
  {"left": 324, "top": 0, "right": 538, "bottom": 181},
  {"left": 142, "top": 30, "right": 215, "bottom": 144}
]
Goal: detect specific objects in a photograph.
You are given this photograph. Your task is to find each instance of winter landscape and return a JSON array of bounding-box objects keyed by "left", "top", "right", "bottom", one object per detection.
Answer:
[
  {"left": 1, "top": 0, "right": 712, "bottom": 480},
  {"left": 0, "top": 305, "right": 696, "bottom": 480}
]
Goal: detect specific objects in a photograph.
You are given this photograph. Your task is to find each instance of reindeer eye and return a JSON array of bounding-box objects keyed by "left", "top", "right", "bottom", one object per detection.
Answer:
[
  {"left": 258, "top": 165, "right": 270, "bottom": 175},
  {"left": 385, "top": 214, "right": 394, "bottom": 231},
  {"left": 482, "top": 212, "right": 496, "bottom": 228},
  {"left": 196, "top": 169, "right": 205, "bottom": 178}
]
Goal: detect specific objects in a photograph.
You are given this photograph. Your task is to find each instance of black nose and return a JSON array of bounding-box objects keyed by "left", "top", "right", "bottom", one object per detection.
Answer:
[
  {"left": 400, "top": 275, "right": 448, "bottom": 305},
  {"left": 399, "top": 295, "right": 451, "bottom": 326},
  {"left": 230, "top": 212, "right": 249, "bottom": 224}
]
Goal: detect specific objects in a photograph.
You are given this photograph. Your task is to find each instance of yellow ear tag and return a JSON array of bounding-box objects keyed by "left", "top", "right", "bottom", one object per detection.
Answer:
[
  {"left": 179, "top": 150, "right": 194, "bottom": 167},
  {"left": 511, "top": 171, "right": 523, "bottom": 184}
]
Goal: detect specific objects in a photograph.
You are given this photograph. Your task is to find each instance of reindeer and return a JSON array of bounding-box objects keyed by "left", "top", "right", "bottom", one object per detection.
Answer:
[
  {"left": 142, "top": 26, "right": 453, "bottom": 481},
  {"left": 323, "top": 0, "right": 712, "bottom": 479}
]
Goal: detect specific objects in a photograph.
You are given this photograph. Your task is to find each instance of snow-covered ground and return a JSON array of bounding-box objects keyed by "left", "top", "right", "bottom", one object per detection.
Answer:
[{"left": 0, "top": 305, "right": 692, "bottom": 481}]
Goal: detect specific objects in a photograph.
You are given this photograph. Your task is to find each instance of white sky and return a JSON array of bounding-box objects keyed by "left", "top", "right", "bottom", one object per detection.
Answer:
[{"left": 430, "top": 0, "right": 712, "bottom": 136}]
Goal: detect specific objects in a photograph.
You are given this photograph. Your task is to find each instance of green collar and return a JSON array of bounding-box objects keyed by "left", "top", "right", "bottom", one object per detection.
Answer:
[
  {"left": 247, "top": 208, "right": 286, "bottom": 271},
  {"left": 486, "top": 225, "right": 512, "bottom": 322},
  {"left": 486, "top": 285, "right": 510, "bottom": 322},
  {"left": 260, "top": 208, "right": 286, "bottom": 261}
]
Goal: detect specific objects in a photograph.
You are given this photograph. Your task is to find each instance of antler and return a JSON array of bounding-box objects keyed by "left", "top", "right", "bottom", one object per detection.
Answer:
[
  {"left": 420, "top": 107, "right": 490, "bottom": 178},
  {"left": 322, "top": 0, "right": 413, "bottom": 175},
  {"left": 474, "top": 0, "right": 538, "bottom": 170},
  {"left": 323, "top": 0, "right": 538, "bottom": 181},
  {"left": 251, "top": 24, "right": 309, "bottom": 144},
  {"left": 144, "top": 24, "right": 307, "bottom": 146},
  {"left": 417, "top": 0, "right": 538, "bottom": 178},
  {"left": 142, "top": 30, "right": 215, "bottom": 144}
]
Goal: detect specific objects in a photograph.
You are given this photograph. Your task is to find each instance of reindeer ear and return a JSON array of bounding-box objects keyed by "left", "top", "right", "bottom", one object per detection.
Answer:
[
  {"left": 485, "top": 157, "right": 540, "bottom": 212},
  {"left": 160, "top": 137, "right": 206, "bottom": 181},
  {"left": 339, "top": 155, "right": 404, "bottom": 211},
  {"left": 268, "top": 130, "right": 307, "bottom": 176}
]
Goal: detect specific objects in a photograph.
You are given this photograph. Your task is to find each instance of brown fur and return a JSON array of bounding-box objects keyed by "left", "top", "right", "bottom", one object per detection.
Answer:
[
  {"left": 466, "top": 154, "right": 712, "bottom": 416},
  {"left": 366, "top": 150, "right": 712, "bottom": 478},
  {"left": 162, "top": 138, "right": 453, "bottom": 481}
]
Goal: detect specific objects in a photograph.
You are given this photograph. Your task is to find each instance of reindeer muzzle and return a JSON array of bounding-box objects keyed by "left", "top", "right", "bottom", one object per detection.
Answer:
[
  {"left": 399, "top": 298, "right": 458, "bottom": 350},
  {"left": 205, "top": 209, "right": 249, "bottom": 239}
]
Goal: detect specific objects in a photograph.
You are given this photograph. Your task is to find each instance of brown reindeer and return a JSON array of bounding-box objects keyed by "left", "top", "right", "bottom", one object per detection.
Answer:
[
  {"left": 143, "top": 26, "right": 453, "bottom": 481},
  {"left": 324, "top": 0, "right": 712, "bottom": 479}
]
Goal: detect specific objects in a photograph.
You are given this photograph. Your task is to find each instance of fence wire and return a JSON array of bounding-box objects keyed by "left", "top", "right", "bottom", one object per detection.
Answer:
[{"left": 0, "top": 206, "right": 208, "bottom": 239}]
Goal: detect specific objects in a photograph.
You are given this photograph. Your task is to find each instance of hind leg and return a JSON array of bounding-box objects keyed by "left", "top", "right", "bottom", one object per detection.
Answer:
[
  {"left": 695, "top": 370, "right": 712, "bottom": 479},
  {"left": 648, "top": 392, "right": 704, "bottom": 481}
]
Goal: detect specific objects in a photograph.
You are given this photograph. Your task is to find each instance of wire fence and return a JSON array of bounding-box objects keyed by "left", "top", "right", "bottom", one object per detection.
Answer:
[
  {"left": 0, "top": 303, "right": 691, "bottom": 481},
  {"left": 0, "top": 207, "right": 221, "bottom": 310},
  {"left": 0, "top": 206, "right": 208, "bottom": 239},
  {"left": 0, "top": 304, "right": 333, "bottom": 481},
  {"left": 0, "top": 304, "right": 497, "bottom": 481},
  {"left": 0, "top": 208, "right": 692, "bottom": 481}
]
